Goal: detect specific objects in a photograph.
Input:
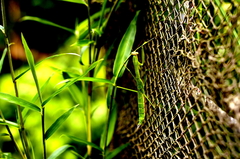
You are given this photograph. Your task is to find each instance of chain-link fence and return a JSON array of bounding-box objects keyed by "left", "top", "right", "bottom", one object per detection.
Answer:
[{"left": 113, "top": 0, "right": 240, "bottom": 158}]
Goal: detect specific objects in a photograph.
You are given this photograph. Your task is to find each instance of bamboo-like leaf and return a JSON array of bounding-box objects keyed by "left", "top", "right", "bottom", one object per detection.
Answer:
[
  {"left": 45, "top": 105, "right": 78, "bottom": 140},
  {"left": 105, "top": 143, "right": 130, "bottom": 159},
  {"left": 42, "top": 59, "right": 103, "bottom": 106},
  {"left": 112, "top": 11, "right": 140, "bottom": 79},
  {"left": 0, "top": 118, "right": 19, "bottom": 128},
  {"left": 0, "top": 93, "right": 40, "bottom": 112},
  {"left": 0, "top": 133, "right": 9, "bottom": 136},
  {"left": 59, "top": 77, "right": 113, "bottom": 85},
  {"left": 21, "top": 16, "right": 74, "bottom": 34},
  {"left": 0, "top": 25, "right": 4, "bottom": 32},
  {"left": 63, "top": 135, "right": 103, "bottom": 151},
  {"left": 60, "top": 0, "right": 88, "bottom": 6},
  {"left": 21, "top": 33, "right": 42, "bottom": 104},
  {"left": 0, "top": 48, "right": 7, "bottom": 74},
  {"left": 15, "top": 53, "right": 80, "bottom": 80},
  {"left": 48, "top": 145, "right": 75, "bottom": 159},
  {"left": 71, "top": 39, "right": 95, "bottom": 47},
  {"left": 100, "top": 99, "right": 117, "bottom": 148}
]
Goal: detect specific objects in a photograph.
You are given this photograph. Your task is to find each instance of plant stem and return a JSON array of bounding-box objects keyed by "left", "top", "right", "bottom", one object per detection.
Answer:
[
  {"left": 87, "top": 0, "right": 93, "bottom": 156},
  {"left": 1, "top": 0, "right": 31, "bottom": 158},
  {"left": 42, "top": 108, "right": 46, "bottom": 159}
]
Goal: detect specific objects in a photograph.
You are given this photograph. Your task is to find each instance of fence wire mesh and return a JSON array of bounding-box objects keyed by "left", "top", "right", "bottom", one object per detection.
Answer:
[{"left": 113, "top": 0, "right": 240, "bottom": 158}]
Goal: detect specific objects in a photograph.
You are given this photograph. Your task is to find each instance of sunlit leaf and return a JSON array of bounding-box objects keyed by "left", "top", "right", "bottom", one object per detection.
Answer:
[
  {"left": 42, "top": 59, "right": 103, "bottom": 106},
  {"left": 92, "top": 28, "right": 103, "bottom": 36},
  {"left": 21, "top": 16, "right": 74, "bottom": 33},
  {"left": 105, "top": 143, "right": 130, "bottom": 159},
  {"left": 100, "top": 98, "right": 117, "bottom": 148},
  {"left": 0, "top": 133, "right": 9, "bottom": 136},
  {"left": 63, "top": 135, "right": 103, "bottom": 151},
  {"left": 0, "top": 118, "right": 19, "bottom": 128},
  {"left": 47, "top": 145, "right": 75, "bottom": 159},
  {"left": 60, "top": 0, "right": 88, "bottom": 6},
  {"left": 48, "top": 145, "right": 75, "bottom": 159},
  {"left": 45, "top": 105, "right": 78, "bottom": 140},
  {"left": 15, "top": 53, "right": 80, "bottom": 80},
  {"left": 71, "top": 39, "right": 95, "bottom": 47},
  {"left": 58, "top": 77, "right": 113, "bottom": 85},
  {"left": 0, "top": 25, "right": 4, "bottom": 34},
  {"left": 21, "top": 33, "right": 43, "bottom": 104},
  {"left": 0, "top": 93, "right": 40, "bottom": 112}
]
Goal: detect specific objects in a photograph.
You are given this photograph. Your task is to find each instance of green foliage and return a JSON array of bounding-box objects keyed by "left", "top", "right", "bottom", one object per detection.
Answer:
[
  {"left": 48, "top": 145, "right": 77, "bottom": 159},
  {"left": 0, "top": 92, "right": 41, "bottom": 112},
  {"left": 59, "top": 0, "right": 88, "bottom": 6},
  {"left": 45, "top": 105, "right": 79, "bottom": 140},
  {"left": 0, "top": 0, "right": 139, "bottom": 158},
  {"left": 20, "top": 16, "right": 75, "bottom": 34},
  {"left": 112, "top": 11, "right": 140, "bottom": 79}
]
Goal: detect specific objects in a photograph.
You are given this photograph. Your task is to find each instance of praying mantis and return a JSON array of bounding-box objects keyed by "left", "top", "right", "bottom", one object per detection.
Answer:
[
  {"left": 129, "top": 38, "right": 156, "bottom": 129},
  {"left": 131, "top": 51, "right": 146, "bottom": 129}
]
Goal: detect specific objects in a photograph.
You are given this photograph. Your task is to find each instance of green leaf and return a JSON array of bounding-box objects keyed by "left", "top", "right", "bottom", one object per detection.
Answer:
[
  {"left": 47, "top": 145, "right": 75, "bottom": 159},
  {"left": 20, "top": 16, "right": 74, "bottom": 34},
  {"left": 0, "top": 25, "right": 4, "bottom": 34},
  {"left": 0, "top": 93, "right": 40, "bottom": 112},
  {"left": 60, "top": 0, "right": 88, "bottom": 6},
  {"left": 45, "top": 105, "right": 78, "bottom": 140},
  {"left": 59, "top": 77, "right": 113, "bottom": 85},
  {"left": 42, "top": 59, "right": 103, "bottom": 106},
  {"left": 100, "top": 98, "right": 117, "bottom": 148},
  {"left": 0, "top": 118, "right": 19, "bottom": 128},
  {"left": 0, "top": 133, "right": 9, "bottom": 136},
  {"left": 112, "top": 11, "right": 140, "bottom": 80},
  {"left": 15, "top": 53, "right": 80, "bottom": 80},
  {"left": 0, "top": 48, "right": 7, "bottom": 74},
  {"left": 105, "top": 143, "right": 130, "bottom": 159},
  {"left": 63, "top": 135, "right": 103, "bottom": 151},
  {"left": 21, "top": 33, "right": 42, "bottom": 104},
  {"left": 71, "top": 39, "right": 95, "bottom": 47}
]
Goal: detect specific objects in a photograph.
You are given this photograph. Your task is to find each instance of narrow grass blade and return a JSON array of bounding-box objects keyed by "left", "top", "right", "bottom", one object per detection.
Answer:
[
  {"left": 21, "top": 33, "right": 42, "bottom": 103},
  {"left": 45, "top": 105, "right": 78, "bottom": 140},
  {"left": 59, "top": 77, "right": 113, "bottom": 85},
  {"left": 15, "top": 53, "right": 80, "bottom": 80},
  {"left": 0, "top": 133, "right": 9, "bottom": 136},
  {"left": 42, "top": 59, "right": 103, "bottom": 106},
  {"left": 112, "top": 11, "right": 140, "bottom": 79},
  {"left": 105, "top": 143, "right": 130, "bottom": 159},
  {"left": 60, "top": 0, "right": 87, "bottom": 6},
  {"left": 0, "top": 118, "right": 19, "bottom": 128},
  {"left": 21, "top": 16, "right": 74, "bottom": 34},
  {"left": 0, "top": 93, "right": 40, "bottom": 112},
  {"left": 63, "top": 135, "right": 103, "bottom": 151},
  {"left": 0, "top": 25, "right": 4, "bottom": 33},
  {"left": 0, "top": 48, "right": 7, "bottom": 74},
  {"left": 48, "top": 145, "right": 75, "bottom": 159}
]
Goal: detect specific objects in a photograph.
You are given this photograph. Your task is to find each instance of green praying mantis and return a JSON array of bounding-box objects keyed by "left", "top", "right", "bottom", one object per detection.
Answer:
[
  {"left": 131, "top": 50, "right": 147, "bottom": 129},
  {"left": 128, "top": 38, "right": 156, "bottom": 129}
]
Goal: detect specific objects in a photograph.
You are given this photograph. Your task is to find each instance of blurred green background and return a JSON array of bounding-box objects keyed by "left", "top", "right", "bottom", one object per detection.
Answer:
[{"left": 0, "top": 0, "right": 109, "bottom": 158}]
